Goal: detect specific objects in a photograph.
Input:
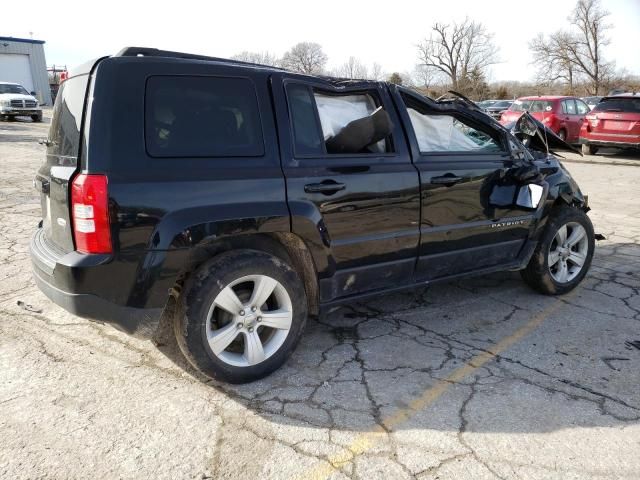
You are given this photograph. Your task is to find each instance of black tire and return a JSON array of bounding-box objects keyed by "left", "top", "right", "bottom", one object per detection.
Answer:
[
  {"left": 6, "top": 116, "right": 16, "bottom": 122},
  {"left": 581, "top": 144, "right": 598, "bottom": 155},
  {"left": 521, "top": 205, "right": 594, "bottom": 295},
  {"left": 174, "top": 249, "right": 308, "bottom": 383},
  {"left": 0, "top": 114, "right": 5, "bottom": 121},
  {"left": 557, "top": 129, "right": 567, "bottom": 141},
  {"left": 31, "top": 113, "right": 43, "bottom": 122}
]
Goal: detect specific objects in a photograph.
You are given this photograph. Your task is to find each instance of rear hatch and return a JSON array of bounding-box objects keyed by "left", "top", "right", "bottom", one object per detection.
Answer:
[
  {"left": 586, "top": 97, "right": 640, "bottom": 137},
  {"left": 35, "top": 73, "right": 90, "bottom": 253}
]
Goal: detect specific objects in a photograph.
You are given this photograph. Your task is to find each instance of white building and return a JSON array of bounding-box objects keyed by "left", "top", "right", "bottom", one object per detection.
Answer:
[{"left": 0, "top": 36, "right": 52, "bottom": 105}]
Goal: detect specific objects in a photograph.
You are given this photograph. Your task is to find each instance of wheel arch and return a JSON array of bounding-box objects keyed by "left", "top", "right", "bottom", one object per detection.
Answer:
[{"left": 170, "top": 232, "right": 320, "bottom": 317}]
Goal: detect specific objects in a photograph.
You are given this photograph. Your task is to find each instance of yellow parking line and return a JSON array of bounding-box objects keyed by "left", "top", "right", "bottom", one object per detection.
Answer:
[{"left": 297, "top": 296, "right": 569, "bottom": 480}]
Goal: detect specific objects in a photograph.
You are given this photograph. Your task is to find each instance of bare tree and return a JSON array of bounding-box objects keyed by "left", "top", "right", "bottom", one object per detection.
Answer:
[
  {"left": 412, "top": 64, "right": 436, "bottom": 90},
  {"left": 529, "top": 32, "right": 577, "bottom": 92},
  {"left": 567, "top": 0, "right": 613, "bottom": 94},
  {"left": 369, "top": 62, "right": 383, "bottom": 81},
  {"left": 417, "top": 18, "right": 498, "bottom": 93},
  {"left": 281, "top": 42, "right": 328, "bottom": 74},
  {"left": 529, "top": 0, "right": 612, "bottom": 95},
  {"left": 230, "top": 51, "right": 280, "bottom": 67},
  {"left": 336, "top": 56, "right": 369, "bottom": 79}
]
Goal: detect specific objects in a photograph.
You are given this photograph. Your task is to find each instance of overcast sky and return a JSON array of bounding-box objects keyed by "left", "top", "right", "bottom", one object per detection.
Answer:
[{"left": 6, "top": 0, "right": 640, "bottom": 82}]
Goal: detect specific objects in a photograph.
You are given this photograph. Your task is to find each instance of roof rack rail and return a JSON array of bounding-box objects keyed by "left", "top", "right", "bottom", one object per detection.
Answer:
[{"left": 114, "top": 46, "right": 286, "bottom": 70}]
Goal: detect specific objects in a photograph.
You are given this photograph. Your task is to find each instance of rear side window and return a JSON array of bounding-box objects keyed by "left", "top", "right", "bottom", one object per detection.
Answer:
[
  {"left": 593, "top": 97, "right": 640, "bottom": 113},
  {"left": 48, "top": 74, "right": 89, "bottom": 159},
  {"left": 145, "top": 76, "right": 264, "bottom": 157}
]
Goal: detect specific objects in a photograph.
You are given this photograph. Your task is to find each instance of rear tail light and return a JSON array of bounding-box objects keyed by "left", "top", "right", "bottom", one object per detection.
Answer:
[{"left": 71, "top": 174, "right": 112, "bottom": 254}]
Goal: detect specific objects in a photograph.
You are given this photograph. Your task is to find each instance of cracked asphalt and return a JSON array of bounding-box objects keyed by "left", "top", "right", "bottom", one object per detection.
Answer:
[{"left": 1, "top": 112, "right": 639, "bottom": 480}]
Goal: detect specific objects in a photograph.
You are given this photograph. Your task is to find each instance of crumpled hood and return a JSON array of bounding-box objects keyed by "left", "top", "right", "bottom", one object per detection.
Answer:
[{"left": 506, "top": 112, "right": 582, "bottom": 156}]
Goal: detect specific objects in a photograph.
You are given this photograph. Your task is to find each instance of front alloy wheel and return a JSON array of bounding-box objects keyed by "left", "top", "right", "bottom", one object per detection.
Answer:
[
  {"left": 521, "top": 205, "right": 594, "bottom": 295},
  {"left": 547, "top": 222, "right": 589, "bottom": 283}
]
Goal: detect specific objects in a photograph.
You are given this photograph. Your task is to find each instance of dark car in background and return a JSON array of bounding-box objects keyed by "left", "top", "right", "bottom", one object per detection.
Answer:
[
  {"left": 484, "top": 100, "right": 513, "bottom": 120},
  {"left": 477, "top": 99, "right": 498, "bottom": 109},
  {"left": 579, "top": 93, "right": 640, "bottom": 155},
  {"left": 500, "top": 96, "right": 590, "bottom": 143}
]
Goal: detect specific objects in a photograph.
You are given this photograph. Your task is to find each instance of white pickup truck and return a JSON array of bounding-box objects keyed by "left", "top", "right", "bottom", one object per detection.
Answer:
[{"left": 0, "top": 81, "right": 43, "bottom": 122}]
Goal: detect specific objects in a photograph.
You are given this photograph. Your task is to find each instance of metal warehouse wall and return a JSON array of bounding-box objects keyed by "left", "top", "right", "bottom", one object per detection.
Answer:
[{"left": 0, "top": 37, "right": 53, "bottom": 106}]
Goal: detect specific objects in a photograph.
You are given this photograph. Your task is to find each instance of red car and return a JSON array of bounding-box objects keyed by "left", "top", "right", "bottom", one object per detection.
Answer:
[
  {"left": 579, "top": 94, "right": 640, "bottom": 155},
  {"left": 500, "top": 96, "right": 590, "bottom": 143}
]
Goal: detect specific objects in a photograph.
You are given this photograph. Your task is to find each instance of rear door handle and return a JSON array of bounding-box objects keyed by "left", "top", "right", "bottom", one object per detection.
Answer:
[
  {"left": 304, "top": 181, "right": 346, "bottom": 194},
  {"left": 430, "top": 175, "right": 463, "bottom": 186}
]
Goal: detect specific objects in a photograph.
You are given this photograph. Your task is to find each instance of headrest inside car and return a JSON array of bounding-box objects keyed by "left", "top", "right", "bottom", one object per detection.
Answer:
[{"left": 326, "top": 107, "right": 393, "bottom": 154}]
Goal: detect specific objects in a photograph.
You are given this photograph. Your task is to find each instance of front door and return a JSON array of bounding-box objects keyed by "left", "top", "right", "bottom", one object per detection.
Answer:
[
  {"left": 272, "top": 76, "right": 421, "bottom": 302},
  {"left": 393, "top": 89, "right": 536, "bottom": 281}
]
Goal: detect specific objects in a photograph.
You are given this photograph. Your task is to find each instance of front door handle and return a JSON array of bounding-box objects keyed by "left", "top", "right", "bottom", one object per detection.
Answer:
[
  {"left": 304, "top": 181, "right": 346, "bottom": 194},
  {"left": 431, "top": 175, "right": 463, "bottom": 186}
]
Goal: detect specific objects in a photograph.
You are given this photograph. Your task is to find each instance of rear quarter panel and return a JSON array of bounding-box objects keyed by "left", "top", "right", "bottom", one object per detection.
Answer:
[{"left": 85, "top": 58, "right": 290, "bottom": 309}]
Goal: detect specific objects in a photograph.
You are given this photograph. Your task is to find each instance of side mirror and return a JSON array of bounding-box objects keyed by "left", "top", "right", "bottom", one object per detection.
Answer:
[
  {"left": 515, "top": 114, "right": 538, "bottom": 137},
  {"left": 30, "top": 91, "right": 36, "bottom": 96}
]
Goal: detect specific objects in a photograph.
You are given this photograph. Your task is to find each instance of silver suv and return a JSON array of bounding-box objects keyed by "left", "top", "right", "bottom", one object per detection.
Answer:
[{"left": 0, "top": 82, "right": 43, "bottom": 122}]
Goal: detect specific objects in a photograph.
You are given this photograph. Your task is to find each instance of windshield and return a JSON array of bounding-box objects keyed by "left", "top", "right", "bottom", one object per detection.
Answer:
[
  {"left": 592, "top": 98, "right": 640, "bottom": 113},
  {"left": 509, "top": 99, "right": 554, "bottom": 113},
  {"left": 492, "top": 101, "right": 512, "bottom": 108},
  {"left": 0, "top": 84, "right": 29, "bottom": 95},
  {"left": 478, "top": 100, "right": 497, "bottom": 108}
]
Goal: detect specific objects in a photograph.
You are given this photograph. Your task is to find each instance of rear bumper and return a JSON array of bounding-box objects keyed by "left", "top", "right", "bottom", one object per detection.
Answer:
[
  {"left": 579, "top": 136, "right": 640, "bottom": 149},
  {"left": 30, "top": 228, "right": 163, "bottom": 337}
]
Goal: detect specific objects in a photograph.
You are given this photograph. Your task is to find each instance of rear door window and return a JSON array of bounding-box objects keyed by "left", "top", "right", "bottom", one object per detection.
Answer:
[
  {"left": 145, "top": 76, "right": 264, "bottom": 157},
  {"left": 562, "top": 99, "right": 577, "bottom": 115},
  {"left": 286, "top": 84, "right": 394, "bottom": 156}
]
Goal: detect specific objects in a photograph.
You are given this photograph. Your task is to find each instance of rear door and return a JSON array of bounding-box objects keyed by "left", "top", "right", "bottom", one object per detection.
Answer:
[
  {"left": 560, "top": 99, "right": 578, "bottom": 141},
  {"left": 272, "top": 76, "right": 420, "bottom": 301},
  {"left": 392, "top": 89, "right": 534, "bottom": 281},
  {"left": 35, "top": 72, "right": 91, "bottom": 253}
]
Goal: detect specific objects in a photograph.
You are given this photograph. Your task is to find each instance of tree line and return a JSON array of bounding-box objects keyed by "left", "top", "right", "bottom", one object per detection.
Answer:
[{"left": 231, "top": 0, "right": 637, "bottom": 100}]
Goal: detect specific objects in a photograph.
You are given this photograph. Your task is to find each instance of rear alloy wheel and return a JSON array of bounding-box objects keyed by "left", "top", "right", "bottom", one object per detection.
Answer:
[
  {"left": 205, "top": 274, "right": 293, "bottom": 368},
  {"left": 581, "top": 144, "right": 599, "bottom": 155},
  {"left": 175, "top": 249, "right": 307, "bottom": 383},
  {"left": 521, "top": 206, "right": 594, "bottom": 295}
]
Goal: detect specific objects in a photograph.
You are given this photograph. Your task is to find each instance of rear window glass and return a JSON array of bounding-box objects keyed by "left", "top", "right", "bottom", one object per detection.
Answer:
[
  {"left": 592, "top": 98, "right": 640, "bottom": 113},
  {"left": 509, "top": 100, "right": 554, "bottom": 113},
  {"left": 145, "top": 76, "right": 264, "bottom": 158},
  {"left": 48, "top": 74, "right": 89, "bottom": 159}
]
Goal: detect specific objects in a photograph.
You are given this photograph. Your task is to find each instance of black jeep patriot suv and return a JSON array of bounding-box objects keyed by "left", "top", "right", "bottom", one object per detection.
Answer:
[{"left": 31, "top": 47, "right": 594, "bottom": 383}]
